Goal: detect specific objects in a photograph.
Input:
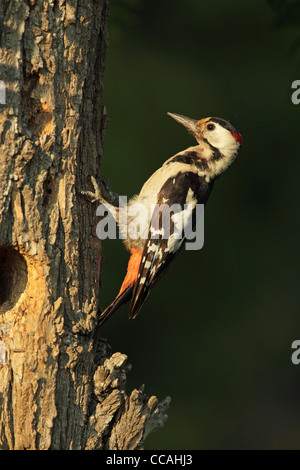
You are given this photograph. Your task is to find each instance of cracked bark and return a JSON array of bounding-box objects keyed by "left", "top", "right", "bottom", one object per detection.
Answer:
[{"left": 0, "top": 0, "right": 170, "bottom": 450}]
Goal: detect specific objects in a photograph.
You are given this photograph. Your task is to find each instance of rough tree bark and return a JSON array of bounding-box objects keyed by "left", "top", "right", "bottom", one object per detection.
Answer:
[{"left": 0, "top": 0, "right": 169, "bottom": 450}]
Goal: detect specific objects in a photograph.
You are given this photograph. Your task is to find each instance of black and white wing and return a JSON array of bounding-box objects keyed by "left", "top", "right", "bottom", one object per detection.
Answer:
[{"left": 129, "top": 171, "right": 213, "bottom": 318}]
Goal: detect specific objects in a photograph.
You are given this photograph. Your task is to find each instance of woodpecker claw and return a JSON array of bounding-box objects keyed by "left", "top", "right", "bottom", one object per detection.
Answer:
[
  {"left": 91, "top": 176, "right": 103, "bottom": 200},
  {"left": 81, "top": 176, "right": 106, "bottom": 204}
]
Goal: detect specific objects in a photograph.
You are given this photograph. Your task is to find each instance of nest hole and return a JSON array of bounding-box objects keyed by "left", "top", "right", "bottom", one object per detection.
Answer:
[{"left": 0, "top": 247, "right": 28, "bottom": 312}]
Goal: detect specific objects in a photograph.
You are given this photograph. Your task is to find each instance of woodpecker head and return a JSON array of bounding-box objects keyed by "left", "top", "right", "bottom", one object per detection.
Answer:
[{"left": 168, "top": 112, "right": 242, "bottom": 177}]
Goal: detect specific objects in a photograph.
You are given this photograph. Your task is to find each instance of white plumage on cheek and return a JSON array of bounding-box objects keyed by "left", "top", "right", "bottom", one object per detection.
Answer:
[
  {"left": 207, "top": 125, "right": 237, "bottom": 159},
  {"left": 197, "top": 124, "right": 240, "bottom": 178}
]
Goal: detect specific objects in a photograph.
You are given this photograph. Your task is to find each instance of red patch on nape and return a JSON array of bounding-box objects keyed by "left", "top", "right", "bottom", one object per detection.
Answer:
[
  {"left": 118, "top": 249, "right": 143, "bottom": 296},
  {"left": 231, "top": 131, "right": 243, "bottom": 146}
]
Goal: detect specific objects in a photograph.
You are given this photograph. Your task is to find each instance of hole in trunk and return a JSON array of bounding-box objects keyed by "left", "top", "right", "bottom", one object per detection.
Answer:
[{"left": 0, "top": 247, "right": 28, "bottom": 311}]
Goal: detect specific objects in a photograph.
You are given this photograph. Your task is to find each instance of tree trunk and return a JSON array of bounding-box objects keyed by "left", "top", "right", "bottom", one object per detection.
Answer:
[{"left": 0, "top": 0, "right": 169, "bottom": 450}]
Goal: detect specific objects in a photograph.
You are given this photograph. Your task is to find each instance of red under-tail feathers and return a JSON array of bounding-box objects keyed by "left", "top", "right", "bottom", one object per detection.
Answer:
[
  {"left": 118, "top": 249, "right": 143, "bottom": 297},
  {"left": 96, "top": 249, "right": 143, "bottom": 329}
]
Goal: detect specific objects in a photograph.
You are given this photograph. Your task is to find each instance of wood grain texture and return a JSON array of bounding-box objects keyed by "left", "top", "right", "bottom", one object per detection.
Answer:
[{"left": 0, "top": 0, "right": 169, "bottom": 449}]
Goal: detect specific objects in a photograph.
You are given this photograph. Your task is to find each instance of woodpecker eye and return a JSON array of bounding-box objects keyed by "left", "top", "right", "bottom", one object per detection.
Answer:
[{"left": 207, "top": 123, "right": 215, "bottom": 131}]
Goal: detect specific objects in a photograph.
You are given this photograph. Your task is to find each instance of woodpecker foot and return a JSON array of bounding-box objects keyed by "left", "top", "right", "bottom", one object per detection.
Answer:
[
  {"left": 81, "top": 176, "right": 104, "bottom": 204},
  {"left": 99, "top": 175, "right": 120, "bottom": 206},
  {"left": 81, "top": 175, "right": 119, "bottom": 206}
]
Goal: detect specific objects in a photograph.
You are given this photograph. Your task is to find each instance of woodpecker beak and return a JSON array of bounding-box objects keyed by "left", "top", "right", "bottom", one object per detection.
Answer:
[{"left": 167, "top": 112, "right": 199, "bottom": 137}]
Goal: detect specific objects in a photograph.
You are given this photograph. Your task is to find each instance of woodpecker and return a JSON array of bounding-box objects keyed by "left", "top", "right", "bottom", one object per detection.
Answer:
[{"left": 83, "top": 112, "right": 242, "bottom": 327}]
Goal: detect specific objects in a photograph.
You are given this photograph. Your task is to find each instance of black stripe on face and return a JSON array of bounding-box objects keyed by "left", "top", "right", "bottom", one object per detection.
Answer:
[{"left": 202, "top": 138, "right": 223, "bottom": 161}]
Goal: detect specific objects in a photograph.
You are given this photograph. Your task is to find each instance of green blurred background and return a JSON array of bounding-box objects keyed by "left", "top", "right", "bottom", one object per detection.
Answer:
[{"left": 98, "top": 0, "right": 300, "bottom": 449}]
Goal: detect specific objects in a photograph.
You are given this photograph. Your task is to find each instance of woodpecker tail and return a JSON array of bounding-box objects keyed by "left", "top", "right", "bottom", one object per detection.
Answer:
[
  {"left": 97, "top": 286, "right": 133, "bottom": 327},
  {"left": 93, "top": 286, "right": 133, "bottom": 344},
  {"left": 95, "top": 249, "right": 143, "bottom": 331}
]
